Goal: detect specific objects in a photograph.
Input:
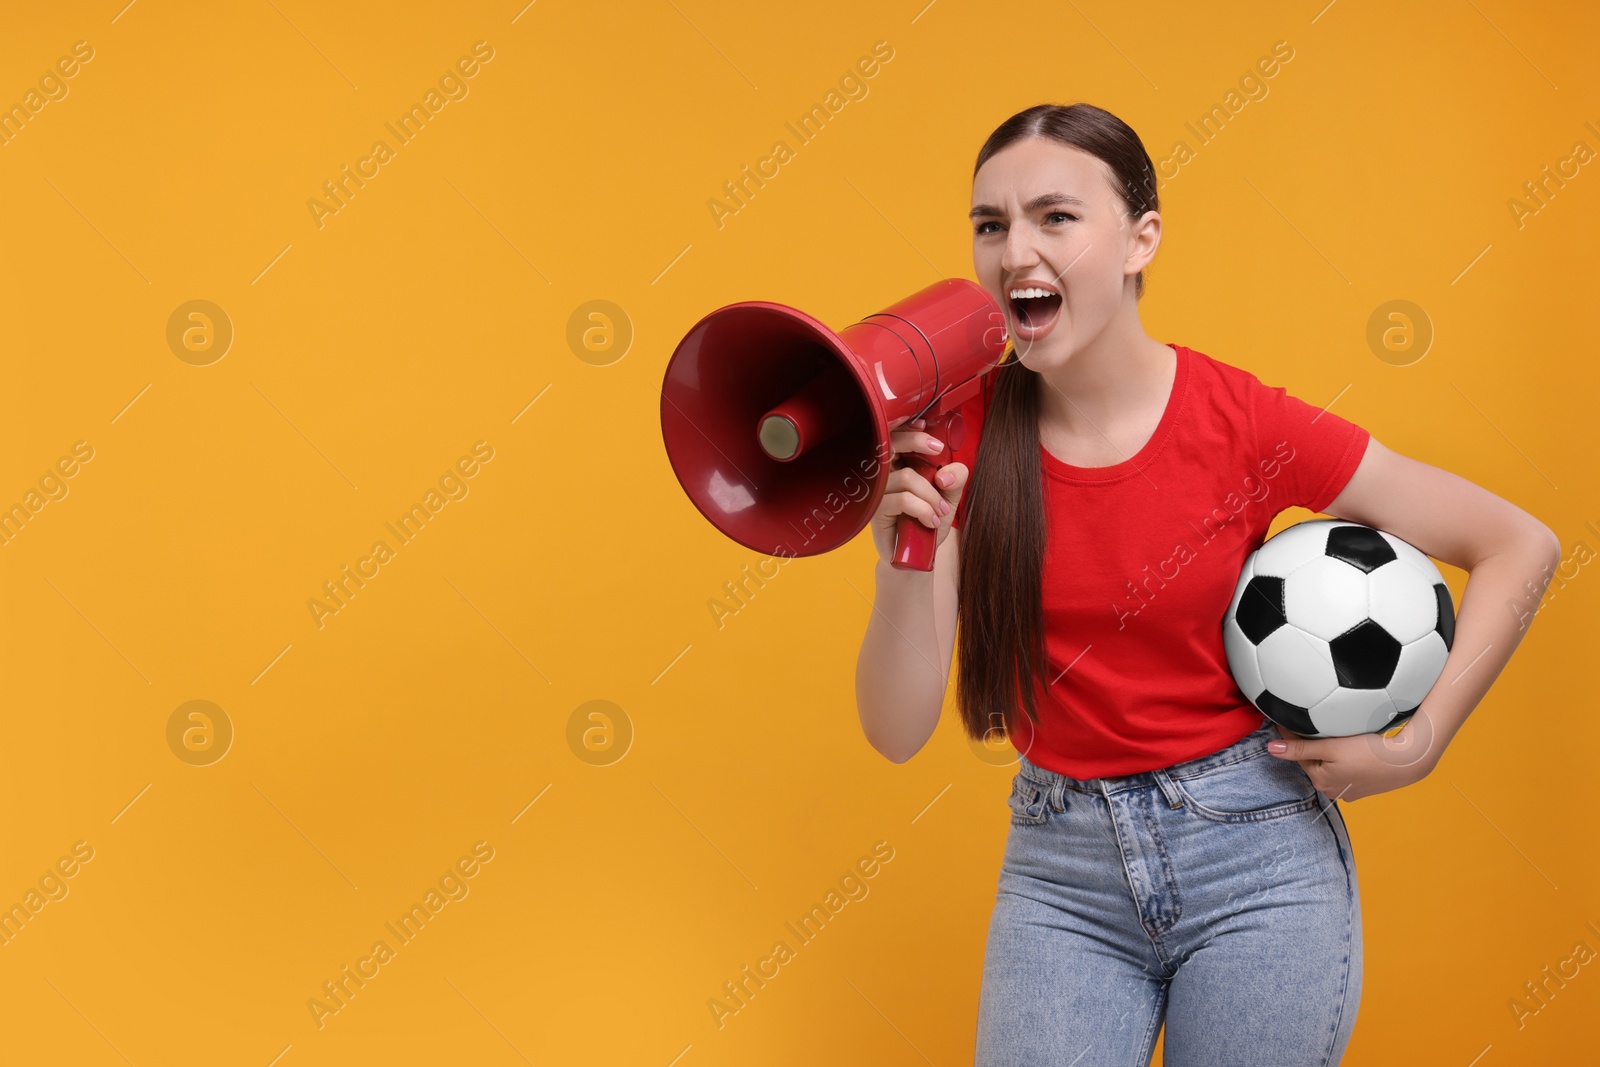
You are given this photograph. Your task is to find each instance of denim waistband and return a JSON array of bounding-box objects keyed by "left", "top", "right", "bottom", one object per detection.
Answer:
[{"left": 1017, "top": 716, "right": 1277, "bottom": 798}]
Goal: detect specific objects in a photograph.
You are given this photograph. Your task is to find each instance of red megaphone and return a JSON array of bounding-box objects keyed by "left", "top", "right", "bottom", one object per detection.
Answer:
[{"left": 661, "top": 278, "right": 1007, "bottom": 571}]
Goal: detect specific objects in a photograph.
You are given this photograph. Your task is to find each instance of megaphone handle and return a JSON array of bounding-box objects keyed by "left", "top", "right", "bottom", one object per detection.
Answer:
[
  {"left": 889, "top": 410, "right": 963, "bottom": 572},
  {"left": 891, "top": 480, "right": 938, "bottom": 571}
]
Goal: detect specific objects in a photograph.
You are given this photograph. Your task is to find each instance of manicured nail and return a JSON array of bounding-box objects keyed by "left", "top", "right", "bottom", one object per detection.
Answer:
[
  {"left": 935, "top": 472, "right": 951, "bottom": 487},
  {"left": 939, "top": 500, "right": 951, "bottom": 515},
  {"left": 926, "top": 438, "right": 943, "bottom": 451},
  {"left": 1267, "top": 741, "right": 1286, "bottom": 753}
]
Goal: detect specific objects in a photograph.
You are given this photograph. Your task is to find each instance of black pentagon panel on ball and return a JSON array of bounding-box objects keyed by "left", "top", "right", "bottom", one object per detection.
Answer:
[
  {"left": 1236, "top": 575, "right": 1287, "bottom": 645},
  {"left": 1256, "top": 690, "right": 1318, "bottom": 735},
  {"left": 1325, "top": 525, "right": 1398, "bottom": 573},
  {"left": 1329, "top": 620, "right": 1402, "bottom": 688},
  {"left": 1389, "top": 707, "right": 1418, "bottom": 729},
  {"left": 1434, "top": 583, "right": 1455, "bottom": 649}
]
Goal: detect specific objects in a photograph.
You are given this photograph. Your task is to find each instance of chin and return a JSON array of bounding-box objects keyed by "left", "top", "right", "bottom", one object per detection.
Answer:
[{"left": 1012, "top": 334, "right": 1073, "bottom": 372}]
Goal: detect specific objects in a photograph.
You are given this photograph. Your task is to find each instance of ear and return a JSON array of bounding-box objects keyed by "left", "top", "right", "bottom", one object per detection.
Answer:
[{"left": 1124, "top": 209, "right": 1161, "bottom": 278}]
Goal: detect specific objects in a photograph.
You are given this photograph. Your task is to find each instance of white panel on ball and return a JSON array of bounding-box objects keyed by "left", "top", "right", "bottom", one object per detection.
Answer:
[
  {"left": 1380, "top": 530, "right": 1446, "bottom": 584},
  {"left": 1309, "top": 685, "right": 1396, "bottom": 736},
  {"left": 1252, "top": 520, "right": 1330, "bottom": 578},
  {"left": 1223, "top": 617, "right": 1264, "bottom": 701},
  {"left": 1368, "top": 561, "right": 1438, "bottom": 645},
  {"left": 1256, "top": 626, "right": 1339, "bottom": 708},
  {"left": 1388, "top": 631, "right": 1450, "bottom": 710},
  {"left": 1283, "top": 555, "right": 1371, "bottom": 642}
]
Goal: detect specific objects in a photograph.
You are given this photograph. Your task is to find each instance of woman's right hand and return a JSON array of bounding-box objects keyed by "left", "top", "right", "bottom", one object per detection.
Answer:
[{"left": 870, "top": 417, "right": 970, "bottom": 566}]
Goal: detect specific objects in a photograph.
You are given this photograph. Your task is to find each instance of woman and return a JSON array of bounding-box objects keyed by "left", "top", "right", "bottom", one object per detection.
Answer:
[{"left": 853, "top": 102, "right": 1559, "bottom": 1065}]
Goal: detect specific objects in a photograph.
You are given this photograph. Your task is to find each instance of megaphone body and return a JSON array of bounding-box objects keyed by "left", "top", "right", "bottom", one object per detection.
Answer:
[{"left": 661, "top": 278, "right": 1008, "bottom": 571}]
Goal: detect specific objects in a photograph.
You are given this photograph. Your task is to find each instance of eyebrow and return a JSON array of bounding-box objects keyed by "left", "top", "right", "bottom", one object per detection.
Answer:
[{"left": 968, "top": 192, "right": 1085, "bottom": 220}]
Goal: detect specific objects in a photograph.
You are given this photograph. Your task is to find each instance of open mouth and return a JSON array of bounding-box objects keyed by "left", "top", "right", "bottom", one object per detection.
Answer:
[{"left": 1009, "top": 291, "right": 1063, "bottom": 338}]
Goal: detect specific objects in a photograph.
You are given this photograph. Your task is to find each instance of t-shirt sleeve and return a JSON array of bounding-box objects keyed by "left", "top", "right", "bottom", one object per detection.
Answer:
[
  {"left": 949, "top": 372, "right": 993, "bottom": 530},
  {"left": 1250, "top": 375, "right": 1371, "bottom": 514}
]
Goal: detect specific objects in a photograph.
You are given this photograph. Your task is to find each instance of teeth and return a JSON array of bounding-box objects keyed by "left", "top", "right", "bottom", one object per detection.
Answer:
[{"left": 1009, "top": 287, "right": 1057, "bottom": 299}]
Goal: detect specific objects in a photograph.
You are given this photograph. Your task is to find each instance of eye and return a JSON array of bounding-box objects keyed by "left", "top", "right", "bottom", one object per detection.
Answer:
[
  {"left": 974, "top": 220, "right": 1000, "bottom": 235},
  {"left": 1046, "top": 211, "right": 1078, "bottom": 223}
]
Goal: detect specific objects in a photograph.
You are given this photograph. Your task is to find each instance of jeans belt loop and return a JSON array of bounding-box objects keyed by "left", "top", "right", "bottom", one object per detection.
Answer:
[{"left": 1152, "top": 767, "right": 1185, "bottom": 809}]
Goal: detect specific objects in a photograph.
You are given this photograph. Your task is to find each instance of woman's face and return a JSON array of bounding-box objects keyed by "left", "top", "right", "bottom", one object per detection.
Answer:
[{"left": 971, "top": 137, "right": 1157, "bottom": 370}]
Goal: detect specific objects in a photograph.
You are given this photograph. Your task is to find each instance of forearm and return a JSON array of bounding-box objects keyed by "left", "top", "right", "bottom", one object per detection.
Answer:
[
  {"left": 1414, "top": 531, "right": 1561, "bottom": 763},
  {"left": 855, "top": 560, "right": 948, "bottom": 762}
]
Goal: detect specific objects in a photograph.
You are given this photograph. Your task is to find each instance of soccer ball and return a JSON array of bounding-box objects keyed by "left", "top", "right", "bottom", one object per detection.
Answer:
[{"left": 1223, "top": 519, "right": 1455, "bottom": 738}]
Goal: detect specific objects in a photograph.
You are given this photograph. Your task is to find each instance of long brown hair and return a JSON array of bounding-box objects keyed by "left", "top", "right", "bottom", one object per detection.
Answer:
[{"left": 955, "top": 103, "right": 1161, "bottom": 747}]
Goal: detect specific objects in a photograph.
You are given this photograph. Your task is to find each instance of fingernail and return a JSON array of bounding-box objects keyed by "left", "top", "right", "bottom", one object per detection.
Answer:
[
  {"left": 1267, "top": 741, "right": 1286, "bottom": 753},
  {"left": 939, "top": 500, "right": 951, "bottom": 515},
  {"left": 935, "top": 472, "right": 951, "bottom": 487},
  {"left": 926, "top": 438, "right": 943, "bottom": 451}
]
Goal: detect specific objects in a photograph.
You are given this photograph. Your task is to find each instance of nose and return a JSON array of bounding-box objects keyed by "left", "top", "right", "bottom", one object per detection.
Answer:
[{"left": 998, "top": 217, "right": 1043, "bottom": 277}]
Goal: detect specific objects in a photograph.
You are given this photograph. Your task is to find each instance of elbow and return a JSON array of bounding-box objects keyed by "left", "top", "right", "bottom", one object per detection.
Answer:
[
  {"left": 1504, "top": 520, "right": 1562, "bottom": 590},
  {"left": 857, "top": 713, "right": 903, "bottom": 764},
  {"left": 1472, "top": 516, "right": 1561, "bottom": 572},
  {"left": 858, "top": 714, "right": 933, "bottom": 765},
  {"left": 866, "top": 733, "right": 922, "bottom": 765},
  {"left": 856, "top": 685, "right": 943, "bottom": 765},
  {"left": 1530, "top": 519, "right": 1562, "bottom": 570},
  {"left": 888, "top": 736, "right": 930, "bottom": 764}
]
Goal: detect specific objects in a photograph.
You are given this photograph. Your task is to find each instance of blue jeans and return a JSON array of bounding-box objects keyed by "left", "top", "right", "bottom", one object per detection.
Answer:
[{"left": 975, "top": 717, "right": 1361, "bottom": 1066}]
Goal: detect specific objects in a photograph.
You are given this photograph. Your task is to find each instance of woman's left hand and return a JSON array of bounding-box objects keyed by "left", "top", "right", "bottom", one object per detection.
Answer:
[{"left": 1265, "top": 717, "right": 1441, "bottom": 802}]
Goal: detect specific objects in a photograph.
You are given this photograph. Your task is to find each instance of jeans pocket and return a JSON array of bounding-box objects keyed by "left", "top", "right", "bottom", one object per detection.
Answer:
[
  {"left": 1170, "top": 751, "right": 1321, "bottom": 824},
  {"left": 1007, "top": 775, "right": 1050, "bottom": 826}
]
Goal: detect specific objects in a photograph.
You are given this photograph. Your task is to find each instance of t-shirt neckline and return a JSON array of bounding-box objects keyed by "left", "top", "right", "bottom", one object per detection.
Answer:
[{"left": 1039, "top": 342, "right": 1188, "bottom": 484}]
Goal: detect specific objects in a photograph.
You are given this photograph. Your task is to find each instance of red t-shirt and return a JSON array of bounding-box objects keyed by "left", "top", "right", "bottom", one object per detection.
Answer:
[{"left": 949, "top": 342, "right": 1371, "bottom": 777}]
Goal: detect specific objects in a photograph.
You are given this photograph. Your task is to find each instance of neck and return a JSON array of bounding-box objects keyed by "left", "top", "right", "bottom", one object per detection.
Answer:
[{"left": 1033, "top": 301, "right": 1171, "bottom": 435}]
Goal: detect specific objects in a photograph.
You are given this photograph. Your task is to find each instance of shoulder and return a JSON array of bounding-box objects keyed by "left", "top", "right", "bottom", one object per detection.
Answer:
[
  {"left": 1181, "top": 343, "right": 1262, "bottom": 396},
  {"left": 1178, "top": 344, "right": 1299, "bottom": 423}
]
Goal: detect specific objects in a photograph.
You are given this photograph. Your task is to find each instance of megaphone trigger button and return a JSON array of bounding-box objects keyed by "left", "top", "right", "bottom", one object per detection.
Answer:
[{"left": 946, "top": 412, "right": 966, "bottom": 451}]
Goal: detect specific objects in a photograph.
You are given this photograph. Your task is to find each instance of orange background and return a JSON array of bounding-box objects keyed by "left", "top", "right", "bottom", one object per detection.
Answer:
[{"left": 0, "top": 1, "right": 1595, "bottom": 1063}]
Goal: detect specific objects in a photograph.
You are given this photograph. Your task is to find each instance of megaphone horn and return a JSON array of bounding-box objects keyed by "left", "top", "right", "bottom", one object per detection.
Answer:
[{"left": 661, "top": 278, "right": 1007, "bottom": 571}]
